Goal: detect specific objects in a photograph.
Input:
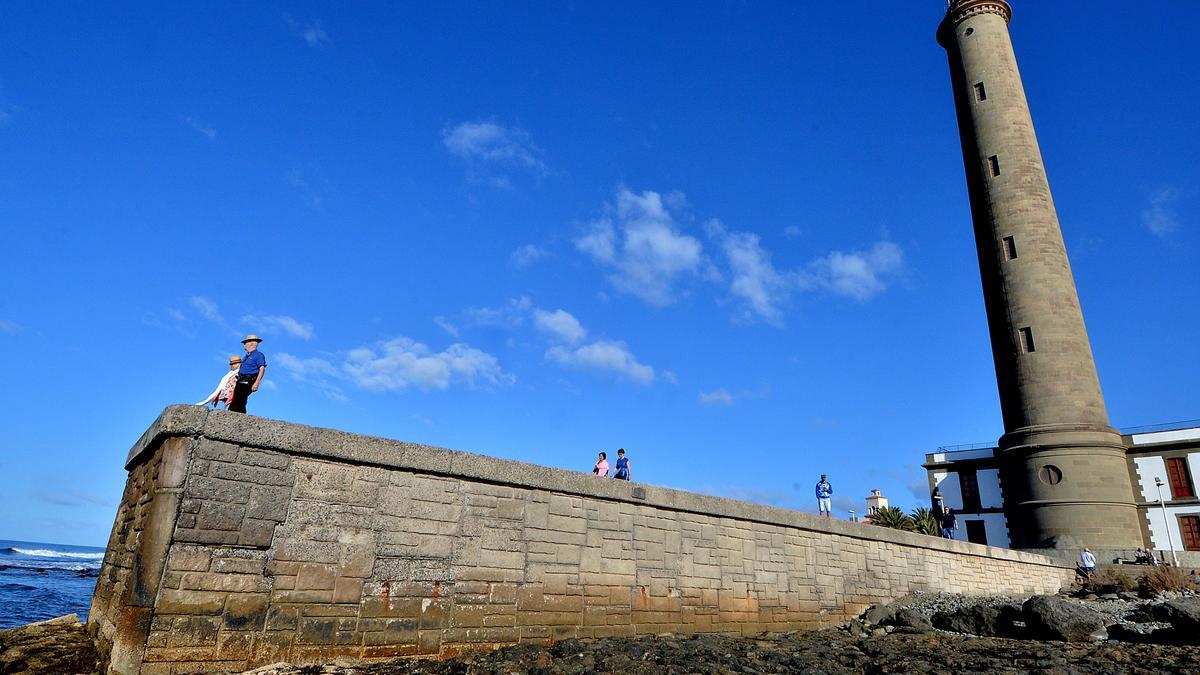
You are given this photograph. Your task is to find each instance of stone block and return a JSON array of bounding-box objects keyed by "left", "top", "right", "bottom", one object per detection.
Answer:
[
  {"left": 238, "top": 518, "right": 277, "bottom": 548},
  {"left": 245, "top": 485, "right": 292, "bottom": 521},
  {"left": 296, "top": 563, "right": 337, "bottom": 591},
  {"left": 167, "top": 546, "right": 212, "bottom": 572},
  {"left": 195, "top": 501, "right": 246, "bottom": 532},
  {"left": 223, "top": 593, "right": 268, "bottom": 630},
  {"left": 211, "top": 462, "right": 294, "bottom": 487},
  {"left": 296, "top": 617, "right": 338, "bottom": 644},
  {"left": 238, "top": 448, "right": 292, "bottom": 470},
  {"left": 157, "top": 589, "right": 227, "bottom": 616},
  {"left": 333, "top": 577, "right": 364, "bottom": 604}
]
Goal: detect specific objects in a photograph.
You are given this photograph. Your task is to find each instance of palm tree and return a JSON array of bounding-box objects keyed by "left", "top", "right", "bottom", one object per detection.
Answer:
[
  {"left": 868, "top": 506, "right": 915, "bottom": 532},
  {"left": 909, "top": 507, "right": 941, "bottom": 537}
]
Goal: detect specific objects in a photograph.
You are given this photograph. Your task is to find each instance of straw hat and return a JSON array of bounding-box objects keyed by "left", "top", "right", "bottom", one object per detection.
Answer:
[
  {"left": 228, "top": 355, "right": 243, "bottom": 365},
  {"left": 241, "top": 334, "right": 263, "bottom": 344}
]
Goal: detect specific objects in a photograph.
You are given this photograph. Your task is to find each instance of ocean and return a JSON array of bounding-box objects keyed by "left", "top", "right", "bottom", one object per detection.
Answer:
[{"left": 0, "top": 539, "right": 105, "bottom": 629}]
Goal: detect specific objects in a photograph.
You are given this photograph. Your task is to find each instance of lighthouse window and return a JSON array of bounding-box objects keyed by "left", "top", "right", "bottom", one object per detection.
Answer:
[
  {"left": 988, "top": 155, "right": 1001, "bottom": 176},
  {"left": 974, "top": 82, "right": 987, "bottom": 102},
  {"left": 964, "top": 27, "right": 975, "bottom": 37},
  {"left": 1003, "top": 236, "right": 1017, "bottom": 260},
  {"left": 1019, "top": 327, "right": 1036, "bottom": 353}
]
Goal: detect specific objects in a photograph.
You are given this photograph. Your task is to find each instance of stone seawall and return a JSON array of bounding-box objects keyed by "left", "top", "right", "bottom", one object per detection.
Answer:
[{"left": 89, "top": 406, "right": 1073, "bottom": 674}]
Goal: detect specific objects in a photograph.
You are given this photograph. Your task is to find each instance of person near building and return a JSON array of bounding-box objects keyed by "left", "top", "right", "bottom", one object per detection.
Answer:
[
  {"left": 815, "top": 475, "right": 833, "bottom": 519},
  {"left": 940, "top": 508, "right": 958, "bottom": 539},
  {"left": 196, "top": 355, "right": 242, "bottom": 408},
  {"left": 612, "top": 448, "right": 632, "bottom": 481},
  {"left": 1079, "top": 548, "right": 1098, "bottom": 579},
  {"left": 592, "top": 451, "right": 609, "bottom": 477},
  {"left": 228, "top": 335, "right": 267, "bottom": 414}
]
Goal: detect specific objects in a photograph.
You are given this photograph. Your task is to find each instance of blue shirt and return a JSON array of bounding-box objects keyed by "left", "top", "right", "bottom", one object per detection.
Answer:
[
  {"left": 238, "top": 349, "right": 267, "bottom": 375},
  {"left": 815, "top": 481, "right": 832, "bottom": 498},
  {"left": 613, "top": 456, "right": 630, "bottom": 476}
]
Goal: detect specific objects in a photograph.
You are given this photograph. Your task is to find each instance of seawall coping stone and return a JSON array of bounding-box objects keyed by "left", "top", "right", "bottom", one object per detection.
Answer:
[{"left": 129, "top": 406, "right": 1068, "bottom": 570}]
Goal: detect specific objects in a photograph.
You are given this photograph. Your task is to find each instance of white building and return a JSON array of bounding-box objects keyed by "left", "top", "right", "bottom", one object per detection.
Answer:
[
  {"left": 865, "top": 489, "right": 889, "bottom": 518},
  {"left": 924, "top": 421, "right": 1200, "bottom": 561}
]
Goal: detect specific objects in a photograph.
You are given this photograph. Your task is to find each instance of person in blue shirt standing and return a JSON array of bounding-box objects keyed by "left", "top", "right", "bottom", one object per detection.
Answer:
[
  {"left": 612, "top": 448, "right": 632, "bottom": 481},
  {"left": 815, "top": 475, "right": 833, "bottom": 519},
  {"left": 228, "top": 334, "right": 267, "bottom": 414}
]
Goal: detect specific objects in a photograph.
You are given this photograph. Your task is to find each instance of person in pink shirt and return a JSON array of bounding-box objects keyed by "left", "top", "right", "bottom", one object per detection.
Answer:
[{"left": 592, "top": 452, "right": 609, "bottom": 477}]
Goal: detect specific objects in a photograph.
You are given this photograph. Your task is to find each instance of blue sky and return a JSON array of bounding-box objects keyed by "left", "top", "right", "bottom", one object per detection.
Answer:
[{"left": 0, "top": 2, "right": 1195, "bottom": 546}]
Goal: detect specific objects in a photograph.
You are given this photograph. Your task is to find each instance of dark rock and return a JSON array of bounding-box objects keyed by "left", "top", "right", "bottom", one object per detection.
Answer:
[
  {"left": 932, "top": 604, "right": 1002, "bottom": 636},
  {"left": 0, "top": 614, "right": 100, "bottom": 675},
  {"left": 1156, "top": 598, "right": 1200, "bottom": 639},
  {"left": 861, "top": 603, "right": 896, "bottom": 626},
  {"left": 1022, "top": 595, "right": 1107, "bottom": 642},
  {"left": 1118, "top": 592, "right": 1140, "bottom": 602},
  {"left": 883, "top": 608, "right": 932, "bottom": 633}
]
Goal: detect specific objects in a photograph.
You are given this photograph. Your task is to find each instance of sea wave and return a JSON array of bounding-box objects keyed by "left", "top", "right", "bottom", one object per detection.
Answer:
[{"left": 2, "top": 547, "right": 105, "bottom": 560}]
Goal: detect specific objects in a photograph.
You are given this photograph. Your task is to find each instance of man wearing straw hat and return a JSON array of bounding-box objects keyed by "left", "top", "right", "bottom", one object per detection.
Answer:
[
  {"left": 228, "top": 334, "right": 267, "bottom": 413},
  {"left": 196, "top": 354, "right": 243, "bottom": 408}
]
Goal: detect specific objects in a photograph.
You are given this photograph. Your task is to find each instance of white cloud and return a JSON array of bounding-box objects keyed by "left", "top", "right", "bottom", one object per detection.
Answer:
[
  {"left": 533, "top": 308, "right": 586, "bottom": 344},
  {"left": 0, "top": 319, "right": 24, "bottom": 334},
  {"left": 509, "top": 244, "right": 548, "bottom": 269},
  {"left": 285, "top": 16, "right": 328, "bottom": 46},
  {"left": 433, "top": 315, "right": 459, "bottom": 337},
  {"left": 275, "top": 353, "right": 339, "bottom": 380},
  {"left": 442, "top": 121, "right": 545, "bottom": 172},
  {"left": 242, "top": 314, "right": 314, "bottom": 340},
  {"left": 303, "top": 22, "right": 328, "bottom": 46},
  {"left": 1142, "top": 188, "right": 1181, "bottom": 237},
  {"left": 783, "top": 225, "right": 802, "bottom": 239},
  {"left": 278, "top": 338, "right": 512, "bottom": 395},
  {"left": 189, "top": 296, "right": 224, "bottom": 322},
  {"left": 714, "top": 223, "right": 791, "bottom": 325},
  {"left": 184, "top": 116, "right": 216, "bottom": 140},
  {"left": 464, "top": 295, "right": 532, "bottom": 329},
  {"left": 807, "top": 241, "right": 904, "bottom": 301},
  {"left": 576, "top": 189, "right": 706, "bottom": 306},
  {"left": 346, "top": 338, "right": 513, "bottom": 391},
  {"left": 546, "top": 339, "right": 655, "bottom": 384},
  {"left": 698, "top": 388, "right": 735, "bottom": 406}
]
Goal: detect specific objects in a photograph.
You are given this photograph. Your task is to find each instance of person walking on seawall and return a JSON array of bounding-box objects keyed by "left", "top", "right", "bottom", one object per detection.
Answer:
[
  {"left": 1080, "top": 547, "right": 1097, "bottom": 580},
  {"left": 228, "top": 335, "right": 266, "bottom": 414},
  {"left": 815, "top": 475, "right": 833, "bottom": 519},
  {"left": 612, "top": 448, "right": 632, "bottom": 481},
  {"left": 196, "top": 355, "right": 242, "bottom": 408},
  {"left": 940, "top": 508, "right": 957, "bottom": 539},
  {"left": 593, "top": 452, "right": 609, "bottom": 477}
]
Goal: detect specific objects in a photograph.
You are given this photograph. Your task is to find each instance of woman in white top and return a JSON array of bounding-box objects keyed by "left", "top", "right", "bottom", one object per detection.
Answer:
[{"left": 197, "top": 355, "right": 242, "bottom": 408}]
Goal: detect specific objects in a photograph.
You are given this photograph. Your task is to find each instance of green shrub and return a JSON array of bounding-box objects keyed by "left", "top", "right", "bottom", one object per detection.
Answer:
[
  {"left": 869, "top": 506, "right": 915, "bottom": 532},
  {"left": 909, "top": 507, "right": 941, "bottom": 537}
]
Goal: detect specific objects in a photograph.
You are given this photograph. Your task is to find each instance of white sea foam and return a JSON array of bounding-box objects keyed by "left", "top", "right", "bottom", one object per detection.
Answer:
[{"left": 9, "top": 548, "right": 104, "bottom": 560}]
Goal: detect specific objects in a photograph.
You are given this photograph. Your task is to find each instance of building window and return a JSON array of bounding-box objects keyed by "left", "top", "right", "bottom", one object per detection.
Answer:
[
  {"left": 1019, "top": 327, "right": 1035, "bottom": 353},
  {"left": 1003, "top": 235, "right": 1017, "bottom": 260},
  {"left": 1166, "top": 457, "right": 1195, "bottom": 499},
  {"left": 959, "top": 470, "right": 981, "bottom": 512},
  {"left": 974, "top": 82, "right": 987, "bottom": 102},
  {"left": 965, "top": 520, "right": 988, "bottom": 545},
  {"left": 988, "top": 155, "right": 1001, "bottom": 176},
  {"left": 1038, "top": 465, "right": 1062, "bottom": 485},
  {"left": 1180, "top": 516, "right": 1200, "bottom": 551}
]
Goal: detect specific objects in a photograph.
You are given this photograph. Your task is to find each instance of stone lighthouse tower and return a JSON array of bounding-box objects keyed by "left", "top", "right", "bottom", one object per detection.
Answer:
[{"left": 937, "top": 1, "right": 1141, "bottom": 550}]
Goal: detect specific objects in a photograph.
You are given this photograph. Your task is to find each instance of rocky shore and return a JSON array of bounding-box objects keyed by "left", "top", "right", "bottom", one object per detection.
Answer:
[{"left": 5, "top": 593, "right": 1200, "bottom": 674}]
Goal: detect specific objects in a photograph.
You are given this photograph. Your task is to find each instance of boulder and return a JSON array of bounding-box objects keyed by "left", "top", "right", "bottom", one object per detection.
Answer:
[
  {"left": 1156, "top": 598, "right": 1200, "bottom": 639},
  {"left": 0, "top": 614, "right": 100, "bottom": 675},
  {"left": 932, "top": 605, "right": 1002, "bottom": 636},
  {"left": 884, "top": 608, "right": 933, "bottom": 634},
  {"left": 861, "top": 603, "right": 896, "bottom": 626},
  {"left": 1022, "top": 595, "right": 1106, "bottom": 642}
]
